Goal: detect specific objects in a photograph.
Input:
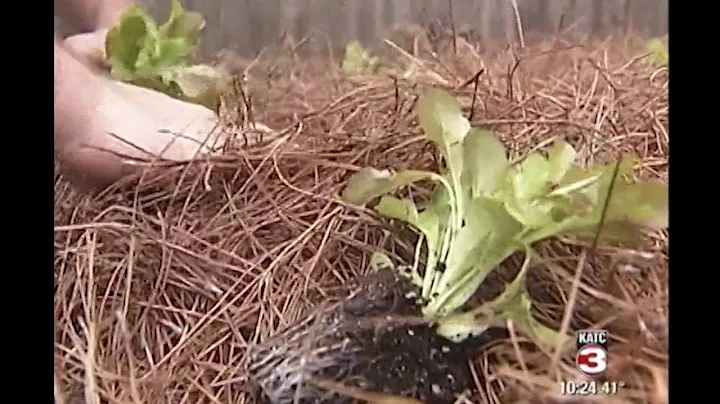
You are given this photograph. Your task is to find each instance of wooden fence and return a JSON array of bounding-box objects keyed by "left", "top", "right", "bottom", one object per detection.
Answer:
[{"left": 67, "top": 0, "right": 670, "bottom": 57}]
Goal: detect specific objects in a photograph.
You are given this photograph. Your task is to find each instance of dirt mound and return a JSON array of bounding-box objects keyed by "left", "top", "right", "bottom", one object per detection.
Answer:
[{"left": 54, "top": 35, "right": 668, "bottom": 404}]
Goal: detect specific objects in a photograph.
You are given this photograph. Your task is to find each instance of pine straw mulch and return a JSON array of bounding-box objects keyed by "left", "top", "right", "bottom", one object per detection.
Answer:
[{"left": 54, "top": 35, "right": 668, "bottom": 404}]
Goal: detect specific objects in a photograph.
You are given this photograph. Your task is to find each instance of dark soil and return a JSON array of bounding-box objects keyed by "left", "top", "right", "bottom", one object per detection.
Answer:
[{"left": 245, "top": 269, "right": 507, "bottom": 404}]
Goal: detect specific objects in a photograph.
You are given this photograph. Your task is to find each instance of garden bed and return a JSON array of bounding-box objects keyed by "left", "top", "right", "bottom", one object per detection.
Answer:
[{"left": 54, "top": 34, "right": 668, "bottom": 404}]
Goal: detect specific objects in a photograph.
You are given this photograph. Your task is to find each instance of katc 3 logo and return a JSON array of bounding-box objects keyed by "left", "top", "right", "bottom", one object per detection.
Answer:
[
  {"left": 575, "top": 329, "right": 609, "bottom": 376},
  {"left": 576, "top": 344, "right": 608, "bottom": 375}
]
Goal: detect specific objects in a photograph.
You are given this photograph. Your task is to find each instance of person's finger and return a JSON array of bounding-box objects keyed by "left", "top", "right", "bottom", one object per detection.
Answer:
[{"left": 63, "top": 29, "right": 110, "bottom": 71}]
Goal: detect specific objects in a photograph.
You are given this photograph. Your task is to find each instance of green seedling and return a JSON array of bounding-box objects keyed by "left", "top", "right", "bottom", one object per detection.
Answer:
[
  {"left": 105, "top": 0, "right": 230, "bottom": 109},
  {"left": 341, "top": 40, "right": 380, "bottom": 77},
  {"left": 648, "top": 38, "right": 669, "bottom": 68},
  {"left": 341, "top": 89, "right": 668, "bottom": 346}
]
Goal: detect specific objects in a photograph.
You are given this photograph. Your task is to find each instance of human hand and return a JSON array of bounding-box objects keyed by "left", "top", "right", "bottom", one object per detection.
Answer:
[{"left": 54, "top": 40, "right": 226, "bottom": 191}]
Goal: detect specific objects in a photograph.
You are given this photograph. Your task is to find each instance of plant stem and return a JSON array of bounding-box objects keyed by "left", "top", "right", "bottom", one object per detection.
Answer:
[
  {"left": 422, "top": 177, "right": 457, "bottom": 299},
  {"left": 425, "top": 251, "right": 512, "bottom": 317}
]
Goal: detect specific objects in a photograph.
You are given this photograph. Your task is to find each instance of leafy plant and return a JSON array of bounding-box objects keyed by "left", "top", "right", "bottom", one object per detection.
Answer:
[
  {"left": 105, "top": 0, "right": 230, "bottom": 109},
  {"left": 341, "top": 89, "right": 668, "bottom": 345},
  {"left": 648, "top": 38, "right": 669, "bottom": 68},
  {"left": 341, "top": 41, "right": 380, "bottom": 77}
]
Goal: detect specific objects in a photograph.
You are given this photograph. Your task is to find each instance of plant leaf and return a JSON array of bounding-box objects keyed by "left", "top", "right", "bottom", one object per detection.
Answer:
[
  {"left": 547, "top": 174, "right": 602, "bottom": 198},
  {"left": 446, "top": 142, "right": 466, "bottom": 225},
  {"left": 567, "top": 221, "right": 646, "bottom": 245},
  {"left": 106, "top": 6, "right": 159, "bottom": 78},
  {"left": 435, "top": 312, "right": 490, "bottom": 343},
  {"left": 511, "top": 152, "right": 551, "bottom": 200},
  {"left": 159, "top": 0, "right": 205, "bottom": 47},
  {"left": 521, "top": 180, "right": 668, "bottom": 245},
  {"left": 341, "top": 40, "right": 377, "bottom": 76},
  {"left": 606, "top": 181, "right": 668, "bottom": 229},
  {"left": 133, "top": 34, "right": 162, "bottom": 74},
  {"left": 342, "top": 41, "right": 366, "bottom": 76},
  {"left": 428, "top": 184, "right": 453, "bottom": 211},
  {"left": 555, "top": 156, "right": 637, "bottom": 208},
  {"left": 443, "top": 197, "right": 522, "bottom": 280},
  {"left": 376, "top": 196, "right": 442, "bottom": 282},
  {"left": 503, "top": 197, "right": 557, "bottom": 229},
  {"left": 502, "top": 294, "right": 570, "bottom": 347},
  {"left": 547, "top": 140, "right": 577, "bottom": 184},
  {"left": 417, "top": 89, "right": 471, "bottom": 153},
  {"left": 417, "top": 89, "right": 470, "bottom": 232},
  {"left": 158, "top": 64, "right": 230, "bottom": 109},
  {"left": 341, "top": 168, "right": 443, "bottom": 206},
  {"left": 427, "top": 197, "right": 523, "bottom": 315},
  {"left": 462, "top": 129, "right": 509, "bottom": 198},
  {"left": 565, "top": 158, "right": 667, "bottom": 230},
  {"left": 417, "top": 208, "right": 442, "bottom": 249},
  {"left": 648, "top": 38, "right": 669, "bottom": 68},
  {"left": 493, "top": 252, "right": 570, "bottom": 348},
  {"left": 104, "top": 1, "right": 219, "bottom": 107},
  {"left": 376, "top": 196, "right": 420, "bottom": 224},
  {"left": 492, "top": 246, "right": 534, "bottom": 306},
  {"left": 152, "top": 37, "right": 194, "bottom": 68},
  {"left": 376, "top": 197, "right": 442, "bottom": 247}
]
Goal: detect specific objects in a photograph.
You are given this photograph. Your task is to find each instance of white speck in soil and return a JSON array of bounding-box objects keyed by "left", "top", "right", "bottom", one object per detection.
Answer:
[
  {"left": 405, "top": 291, "right": 417, "bottom": 299},
  {"left": 447, "top": 373, "right": 455, "bottom": 382},
  {"left": 441, "top": 346, "right": 451, "bottom": 353},
  {"left": 431, "top": 384, "right": 442, "bottom": 395},
  {"left": 407, "top": 329, "right": 415, "bottom": 336}
]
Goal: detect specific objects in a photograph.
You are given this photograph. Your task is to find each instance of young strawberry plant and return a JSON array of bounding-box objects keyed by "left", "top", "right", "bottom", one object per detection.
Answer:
[
  {"left": 105, "top": 0, "right": 230, "bottom": 109},
  {"left": 245, "top": 89, "right": 668, "bottom": 404}
]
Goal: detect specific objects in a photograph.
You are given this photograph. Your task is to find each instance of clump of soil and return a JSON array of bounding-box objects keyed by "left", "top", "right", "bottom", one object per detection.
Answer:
[{"left": 245, "top": 269, "right": 505, "bottom": 404}]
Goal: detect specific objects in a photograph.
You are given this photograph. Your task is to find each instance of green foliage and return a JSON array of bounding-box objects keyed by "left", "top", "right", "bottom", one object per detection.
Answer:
[
  {"left": 648, "top": 38, "right": 669, "bottom": 68},
  {"left": 340, "top": 89, "right": 668, "bottom": 346},
  {"left": 105, "top": 0, "right": 230, "bottom": 109},
  {"left": 341, "top": 41, "right": 380, "bottom": 77}
]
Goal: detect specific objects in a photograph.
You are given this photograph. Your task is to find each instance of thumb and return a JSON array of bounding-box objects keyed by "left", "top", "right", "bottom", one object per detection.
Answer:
[{"left": 63, "top": 29, "right": 110, "bottom": 71}]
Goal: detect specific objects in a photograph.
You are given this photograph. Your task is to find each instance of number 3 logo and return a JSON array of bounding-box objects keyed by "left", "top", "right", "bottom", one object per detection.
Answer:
[{"left": 576, "top": 345, "right": 608, "bottom": 375}]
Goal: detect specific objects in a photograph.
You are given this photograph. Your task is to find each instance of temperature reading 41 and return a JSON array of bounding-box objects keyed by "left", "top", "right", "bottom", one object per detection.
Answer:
[{"left": 601, "top": 381, "right": 625, "bottom": 395}]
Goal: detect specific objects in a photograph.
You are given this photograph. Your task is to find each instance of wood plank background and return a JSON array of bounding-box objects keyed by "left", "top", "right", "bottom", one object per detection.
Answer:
[{"left": 59, "top": 0, "right": 669, "bottom": 57}]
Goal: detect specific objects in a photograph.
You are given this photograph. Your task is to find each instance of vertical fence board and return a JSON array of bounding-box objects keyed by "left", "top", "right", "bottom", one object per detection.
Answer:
[{"left": 56, "top": 0, "right": 669, "bottom": 57}]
